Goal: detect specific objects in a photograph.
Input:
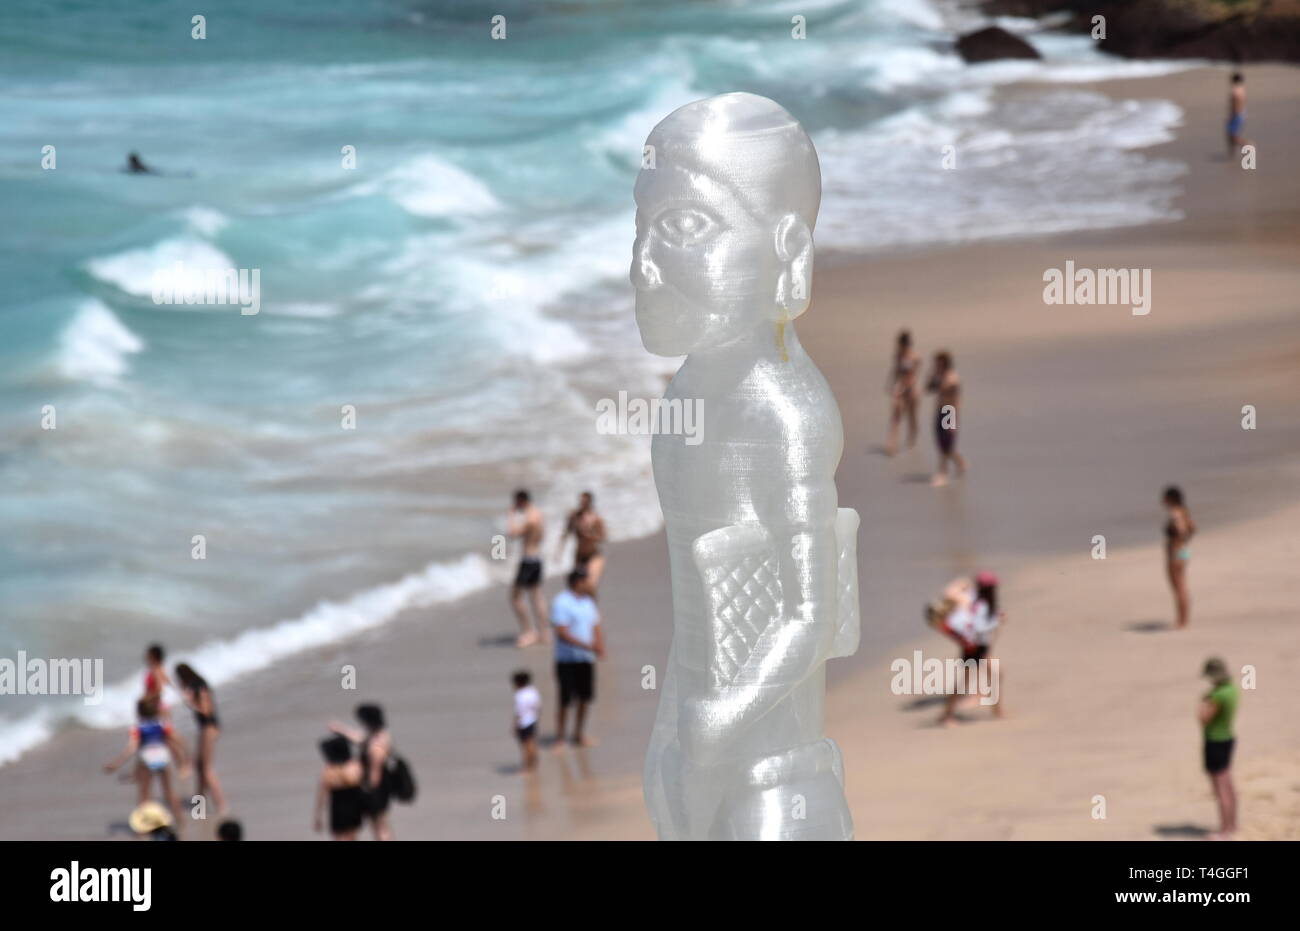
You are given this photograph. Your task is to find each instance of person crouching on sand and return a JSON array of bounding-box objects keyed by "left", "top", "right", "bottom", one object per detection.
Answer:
[
  {"left": 104, "top": 696, "right": 190, "bottom": 834},
  {"left": 934, "top": 571, "right": 1004, "bottom": 726},
  {"left": 1163, "top": 485, "right": 1196, "bottom": 628},
  {"left": 1198, "top": 657, "right": 1239, "bottom": 839}
]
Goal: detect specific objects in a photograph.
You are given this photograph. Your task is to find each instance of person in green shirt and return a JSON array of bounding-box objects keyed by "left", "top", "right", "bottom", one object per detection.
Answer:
[{"left": 1197, "top": 657, "right": 1238, "bottom": 838}]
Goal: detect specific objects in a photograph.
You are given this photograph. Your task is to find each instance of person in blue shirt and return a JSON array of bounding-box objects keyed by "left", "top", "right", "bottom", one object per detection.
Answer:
[{"left": 551, "top": 569, "right": 605, "bottom": 746}]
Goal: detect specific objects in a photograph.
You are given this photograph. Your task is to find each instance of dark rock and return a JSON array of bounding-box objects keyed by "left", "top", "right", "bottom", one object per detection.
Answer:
[
  {"left": 977, "top": 0, "right": 1300, "bottom": 63},
  {"left": 956, "top": 26, "right": 1043, "bottom": 63}
]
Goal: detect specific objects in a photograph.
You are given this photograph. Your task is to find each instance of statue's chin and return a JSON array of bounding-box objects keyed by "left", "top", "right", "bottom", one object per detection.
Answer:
[
  {"left": 634, "top": 305, "right": 691, "bottom": 356},
  {"left": 637, "top": 326, "right": 687, "bottom": 357}
]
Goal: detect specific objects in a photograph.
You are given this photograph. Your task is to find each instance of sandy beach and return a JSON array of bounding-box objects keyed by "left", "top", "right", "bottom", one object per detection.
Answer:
[{"left": 2, "top": 63, "right": 1296, "bottom": 841}]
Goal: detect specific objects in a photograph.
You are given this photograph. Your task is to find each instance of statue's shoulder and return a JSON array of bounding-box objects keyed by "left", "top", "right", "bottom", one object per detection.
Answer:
[{"left": 748, "top": 355, "right": 839, "bottom": 422}]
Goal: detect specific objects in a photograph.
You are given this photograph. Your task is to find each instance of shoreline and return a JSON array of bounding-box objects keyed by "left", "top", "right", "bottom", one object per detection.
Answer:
[{"left": 1, "top": 63, "right": 1297, "bottom": 839}]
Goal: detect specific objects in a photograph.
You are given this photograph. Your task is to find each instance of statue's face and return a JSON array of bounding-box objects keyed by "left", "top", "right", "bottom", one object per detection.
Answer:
[{"left": 631, "top": 145, "right": 777, "bottom": 357}]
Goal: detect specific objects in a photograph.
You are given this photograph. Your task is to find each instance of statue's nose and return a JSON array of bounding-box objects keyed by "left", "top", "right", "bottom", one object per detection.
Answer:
[{"left": 631, "top": 235, "right": 662, "bottom": 290}]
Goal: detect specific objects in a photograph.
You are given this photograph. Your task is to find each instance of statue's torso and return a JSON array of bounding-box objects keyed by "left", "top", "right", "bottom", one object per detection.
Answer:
[{"left": 650, "top": 339, "right": 843, "bottom": 762}]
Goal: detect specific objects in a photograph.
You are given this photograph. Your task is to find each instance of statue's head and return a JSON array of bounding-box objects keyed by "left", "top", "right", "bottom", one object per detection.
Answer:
[{"left": 631, "top": 93, "right": 821, "bottom": 357}]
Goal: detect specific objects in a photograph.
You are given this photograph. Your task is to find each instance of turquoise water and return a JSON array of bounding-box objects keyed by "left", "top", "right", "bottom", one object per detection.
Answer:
[{"left": 0, "top": 0, "right": 1189, "bottom": 761}]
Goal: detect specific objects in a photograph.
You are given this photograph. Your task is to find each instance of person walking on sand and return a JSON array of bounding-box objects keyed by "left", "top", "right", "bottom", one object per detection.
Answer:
[
  {"left": 884, "top": 329, "right": 921, "bottom": 456},
  {"left": 1163, "top": 485, "right": 1196, "bottom": 628},
  {"left": 551, "top": 569, "right": 604, "bottom": 747},
  {"left": 330, "top": 704, "right": 394, "bottom": 840},
  {"left": 1226, "top": 72, "right": 1248, "bottom": 157},
  {"left": 936, "top": 571, "right": 1004, "bottom": 726},
  {"left": 104, "top": 696, "right": 190, "bottom": 834},
  {"left": 557, "top": 490, "right": 607, "bottom": 591},
  {"left": 511, "top": 670, "right": 542, "bottom": 770},
  {"left": 1198, "top": 657, "right": 1238, "bottom": 839},
  {"left": 508, "top": 489, "right": 547, "bottom": 647},
  {"left": 174, "top": 663, "right": 227, "bottom": 818},
  {"left": 314, "top": 735, "right": 364, "bottom": 841},
  {"left": 925, "top": 350, "right": 966, "bottom": 485}
]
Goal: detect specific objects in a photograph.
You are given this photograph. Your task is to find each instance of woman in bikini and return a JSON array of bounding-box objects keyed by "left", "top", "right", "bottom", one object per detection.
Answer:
[
  {"left": 175, "top": 663, "right": 228, "bottom": 818},
  {"left": 1163, "top": 485, "right": 1196, "bottom": 628},
  {"left": 884, "top": 329, "right": 920, "bottom": 456}
]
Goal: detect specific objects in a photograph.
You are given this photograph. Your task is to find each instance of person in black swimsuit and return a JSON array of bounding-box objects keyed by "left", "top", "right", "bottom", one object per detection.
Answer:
[
  {"left": 329, "top": 704, "right": 394, "bottom": 840},
  {"left": 174, "top": 663, "right": 227, "bottom": 819},
  {"left": 315, "top": 735, "right": 363, "bottom": 840}
]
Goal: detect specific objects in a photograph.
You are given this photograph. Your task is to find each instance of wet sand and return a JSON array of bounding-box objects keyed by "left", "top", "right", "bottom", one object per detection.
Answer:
[{"left": 1, "top": 65, "right": 1297, "bottom": 840}]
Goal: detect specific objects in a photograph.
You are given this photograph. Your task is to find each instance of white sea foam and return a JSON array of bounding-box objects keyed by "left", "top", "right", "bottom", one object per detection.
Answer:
[
  {"left": 364, "top": 154, "right": 501, "bottom": 218},
  {"left": 55, "top": 300, "right": 144, "bottom": 386},
  {"left": 85, "top": 238, "right": 236, "bottom": 300},
  {"left": 181, "top": 206, "right": 230, "bottom": 237},
  {"left": 814, "top": 86, "right": 1186, "bottom": 253}
]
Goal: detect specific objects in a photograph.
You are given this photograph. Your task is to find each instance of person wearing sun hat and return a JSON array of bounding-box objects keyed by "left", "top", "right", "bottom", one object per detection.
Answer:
[{"left": 128, "top": 800, "right": 177, "bottom": 841}]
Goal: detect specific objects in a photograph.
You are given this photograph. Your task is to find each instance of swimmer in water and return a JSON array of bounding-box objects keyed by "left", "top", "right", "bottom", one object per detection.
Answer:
[{"left": 125, "top": 152, "right": 154, "bottom": 174}]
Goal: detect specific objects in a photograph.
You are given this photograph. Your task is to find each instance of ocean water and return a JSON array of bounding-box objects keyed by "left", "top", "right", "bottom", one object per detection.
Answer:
[{"left": 0, "top": 0, "right": 1191, "bottom": 763}]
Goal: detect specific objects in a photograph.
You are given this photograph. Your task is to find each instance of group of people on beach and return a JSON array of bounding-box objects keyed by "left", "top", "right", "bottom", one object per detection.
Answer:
[
  {"left": 315, "top": 704, "right": 398, "bottom": 841},
  {"left": 1160, "top": 486, "right": 1238, "bottom": 838},
  {"left": 105, "top": 643, "right": 411, "bottom": 841},
  {"left": 103, "top": 644, "right": 232, "bottom": 840},
  {"left": 508, "top": 567, "right": 606, "bottom": 770},
  {"left": 503, "top": 488, "right": 609, "bottom": 769},
  {"left": 884, "top": 329, "right": 967, "bottom": 485},
  {"left": 507, "top": 488, "right": 607, "bottom": 648},
  {"left": 888, "top": 324, "right": 1238, "bottom": 835}
]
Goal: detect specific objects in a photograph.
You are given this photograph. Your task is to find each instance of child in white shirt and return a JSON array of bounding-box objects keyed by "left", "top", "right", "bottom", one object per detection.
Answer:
[{"left": 512, "top": 670, "right": 541, "bottom": 770}]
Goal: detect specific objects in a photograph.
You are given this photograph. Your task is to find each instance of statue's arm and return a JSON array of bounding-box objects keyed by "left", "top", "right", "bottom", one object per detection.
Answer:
[{"left": 680, "top": 470, "right": 841, "bottom": 764}]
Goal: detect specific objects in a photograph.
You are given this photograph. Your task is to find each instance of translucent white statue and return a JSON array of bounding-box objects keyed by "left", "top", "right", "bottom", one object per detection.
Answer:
[{"left": 632, "top": 93, "right": 861, "bottom": 840}]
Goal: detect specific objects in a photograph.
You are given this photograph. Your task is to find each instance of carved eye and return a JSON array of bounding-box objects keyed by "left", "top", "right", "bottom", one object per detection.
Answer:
[{"left": 655, "top": 207, "right": 720, "bottom": 247}]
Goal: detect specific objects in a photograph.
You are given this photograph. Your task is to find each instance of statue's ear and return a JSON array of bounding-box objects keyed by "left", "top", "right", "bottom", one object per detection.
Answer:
[{"left": 774, "top": 213, "right": 813, "bottom": 319}]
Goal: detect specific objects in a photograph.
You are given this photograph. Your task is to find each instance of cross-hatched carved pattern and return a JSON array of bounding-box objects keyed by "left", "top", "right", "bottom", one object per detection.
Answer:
[
  {"left": 833, "top": 509, "right": 861, "bottom": 657},
  {"left": 706, "top": 550, "right": 783, "bottom": 686},
  {"left": 836, "top": 538, "right": 858, "bottom": 636}
]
